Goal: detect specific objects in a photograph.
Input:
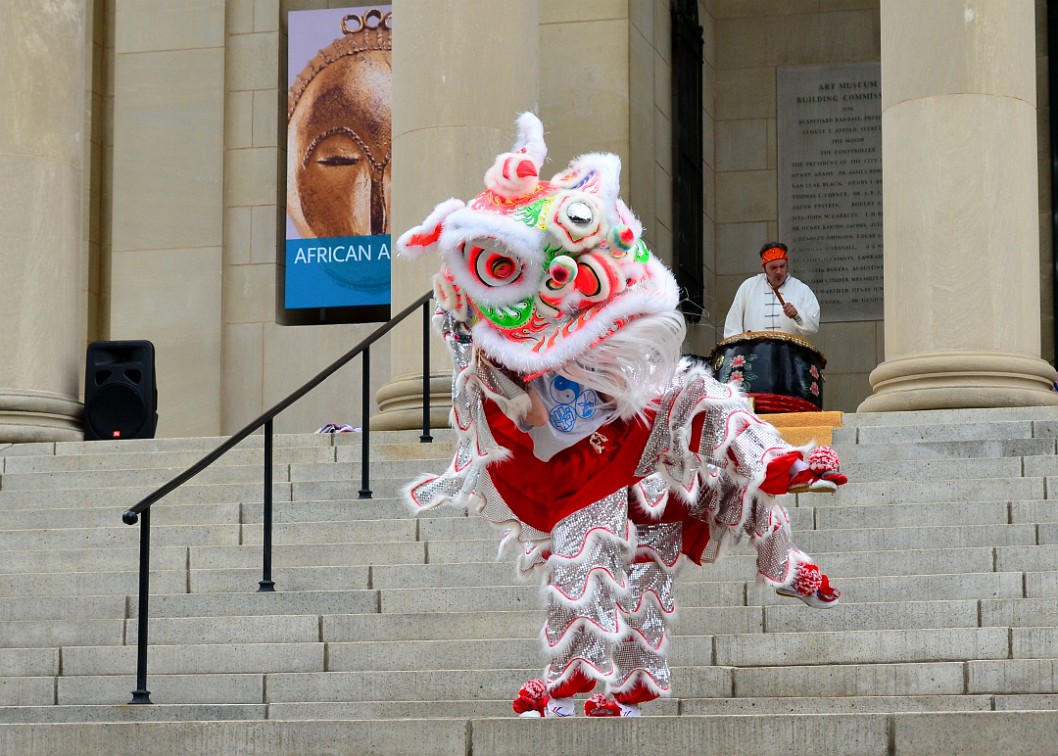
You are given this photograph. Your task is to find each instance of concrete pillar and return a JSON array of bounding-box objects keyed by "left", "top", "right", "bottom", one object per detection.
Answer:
[
  {"left": 374, "top": 0, "right": 539, "bottom": 430},
  {"left": 860, "top": 0, "right": 1058, "bottom": 411},
  {"left": 0, "top": 1, "right": 89, "bottom": 441}
]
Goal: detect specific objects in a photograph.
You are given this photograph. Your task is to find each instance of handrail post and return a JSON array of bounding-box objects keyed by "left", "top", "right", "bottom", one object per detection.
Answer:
[
  {"left": 129, "top": 507, "right": 152, "bottom": 704},
  {"left": 358, "top": 346, "right": 372, "bottom": 499},
  {"left": 421, "top": 300, "right": 433, "bottom": 443},
  {"left": 259, "top": 419, "right": 276, "bottom": 592}
]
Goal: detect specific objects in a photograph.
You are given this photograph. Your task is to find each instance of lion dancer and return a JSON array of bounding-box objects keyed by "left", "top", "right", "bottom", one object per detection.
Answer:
[{"left": 398, "top": 113, "right": 847, "bottom": 718}]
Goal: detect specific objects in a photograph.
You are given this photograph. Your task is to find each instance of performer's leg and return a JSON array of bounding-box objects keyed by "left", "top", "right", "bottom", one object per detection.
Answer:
[
  {"left": 540, "top": 493, "right": 634, "bottom": 716},
  {"left": 693, "top": 465, "right": 841, "bottom": 607},
  {"left": 583, "top": 520, "right": 681, "bottom": 717}
]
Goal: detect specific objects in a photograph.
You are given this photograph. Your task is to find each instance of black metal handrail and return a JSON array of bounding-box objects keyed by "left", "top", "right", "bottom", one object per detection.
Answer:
[{"left": 121, "top": 290, "right": 434, "bottom": 704}]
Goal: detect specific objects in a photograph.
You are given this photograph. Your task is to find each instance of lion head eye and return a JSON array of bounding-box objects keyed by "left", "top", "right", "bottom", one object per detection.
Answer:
[
  {"left": 564, "top": 201, "right": 594, "bottom": 226},
  {"left": 462, "top": 239, "right": 524, "bottom": 288}
]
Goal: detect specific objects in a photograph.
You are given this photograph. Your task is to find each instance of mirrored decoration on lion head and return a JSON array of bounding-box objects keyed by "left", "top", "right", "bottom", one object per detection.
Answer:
[{"left": 397, "top": 113, "right": 681, "bottom": 378}]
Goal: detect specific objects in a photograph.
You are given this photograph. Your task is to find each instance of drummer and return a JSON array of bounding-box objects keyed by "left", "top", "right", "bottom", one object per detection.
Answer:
[{"left": 723, "top": 242, "right": 820, "bottom": 339}]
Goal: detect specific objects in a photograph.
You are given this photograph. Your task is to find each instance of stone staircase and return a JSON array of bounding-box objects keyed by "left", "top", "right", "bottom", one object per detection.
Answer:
[{"left": 1, "top": 407, "right": 1058, "bottom": 754}]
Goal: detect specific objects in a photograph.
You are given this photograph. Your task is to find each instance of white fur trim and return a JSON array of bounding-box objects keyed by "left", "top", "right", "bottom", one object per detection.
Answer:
[
  {"left": 395, "top": 198, "right": 465, "bottom": 257},
  {"left": 438, "top": 208, "right": 545, "bottom": 307},
  {"left": 515, "top": 112, "right": 547, "bottom": 166}
]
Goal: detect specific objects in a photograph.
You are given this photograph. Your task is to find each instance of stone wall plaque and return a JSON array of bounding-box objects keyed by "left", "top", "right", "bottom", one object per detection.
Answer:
[{"left": 778, "top": 62, "right": 882, "bottom": 322}]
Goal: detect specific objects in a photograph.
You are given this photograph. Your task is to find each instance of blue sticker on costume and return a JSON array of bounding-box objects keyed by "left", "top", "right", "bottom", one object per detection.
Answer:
[
  {"left": 549, "top": 403, "right": 578, "bottom": 433},
  {"left": 549, "top": 375, "right": 580, "bottom": 405},
  {"left": 576, "top": 389, "right": 599, "bottom": 419},
  {"left": 547, "top": 377, "right": 597, "bottom": 433}
]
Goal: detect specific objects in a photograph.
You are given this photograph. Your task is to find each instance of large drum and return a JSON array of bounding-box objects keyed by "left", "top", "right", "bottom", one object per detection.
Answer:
[{"left": 708, "top": 331, "right": 827, "bottom": 413}]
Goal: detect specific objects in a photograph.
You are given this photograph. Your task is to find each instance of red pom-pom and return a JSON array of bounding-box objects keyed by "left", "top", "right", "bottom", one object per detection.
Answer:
[
  {"left": 808, "top": 446, "right": 841, "bottom": 473},
  {"left": 793, "top": 562, "right": 824, "bottom": 596},
  {"left": 584, "top": 693, "right": 621, "bottom": 717},
  {"left": 512, "top": 679, "right": 549, "bottom": 715}
]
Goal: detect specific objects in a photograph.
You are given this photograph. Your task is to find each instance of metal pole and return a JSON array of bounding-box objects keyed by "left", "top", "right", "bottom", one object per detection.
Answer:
[
  {"left": 1049, "top": 0, "right": 1058, "bottom": 369},
  {"left": 358, "top": 346, "right": 372, "bottom": 499},
  {"left": 129, "top": 507, "right": 153, "bottom": 704},
  {"left": 259, "top": 419, "right": 276, "bottom": 592},
  {"left": 421, "top": 301, "right": 433, "bottom": 443}
]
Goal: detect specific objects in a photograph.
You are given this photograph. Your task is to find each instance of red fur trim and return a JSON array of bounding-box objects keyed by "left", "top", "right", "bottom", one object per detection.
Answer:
[
  {"left": 406, "top": 223, "right": 442, "bottom": 248},
  {"left": 614, "top": 681, "right": 659, "bottom": 705},
  {"left": 759, "top": 451, "right": 803, "bottom": 495},
  {"left": 549, "top": 667, "right": 597, "bottom": 698}
]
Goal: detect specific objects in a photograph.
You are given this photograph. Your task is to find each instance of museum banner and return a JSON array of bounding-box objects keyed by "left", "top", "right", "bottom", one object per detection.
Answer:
[
  {"left": 777, "top": 62, "right": 882, "bottom": 322},
  {"left": 285, "top": 5, "right": 392, "bottom": 313}
]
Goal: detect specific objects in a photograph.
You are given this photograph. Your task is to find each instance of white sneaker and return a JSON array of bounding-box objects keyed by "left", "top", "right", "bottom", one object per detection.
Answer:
[
  {"left": 546, "top": 696, "right": 575, "bottom": 717},
  {"left": 618, "top": 702, "right": 641, "bottom": 717}
]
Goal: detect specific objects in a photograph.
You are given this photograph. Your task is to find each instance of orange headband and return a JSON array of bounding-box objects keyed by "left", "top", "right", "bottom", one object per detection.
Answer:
[{"left": 760, "top": 246, "right": 787, "bottom": 266}]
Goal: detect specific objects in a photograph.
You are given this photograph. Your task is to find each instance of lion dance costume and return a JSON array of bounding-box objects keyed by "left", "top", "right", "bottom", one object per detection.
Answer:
[{"left": 397, "top": 113, "right": 846, "bottom": 718}]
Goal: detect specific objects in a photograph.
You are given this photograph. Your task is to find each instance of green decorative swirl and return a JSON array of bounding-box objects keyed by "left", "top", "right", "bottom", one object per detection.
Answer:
[{"left": 478, "top": 298, "right": 534, "bottom": 328}]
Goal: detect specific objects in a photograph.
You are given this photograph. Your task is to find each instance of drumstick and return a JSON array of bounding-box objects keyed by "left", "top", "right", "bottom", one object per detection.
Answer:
[{"left": 770, "top": 284, "right": 787, "bottom": 308}]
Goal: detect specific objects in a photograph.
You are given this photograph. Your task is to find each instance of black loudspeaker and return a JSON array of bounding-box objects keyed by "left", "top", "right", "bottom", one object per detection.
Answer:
[{"left": 84, "top": 340, "right": 158, "bottom": 441}]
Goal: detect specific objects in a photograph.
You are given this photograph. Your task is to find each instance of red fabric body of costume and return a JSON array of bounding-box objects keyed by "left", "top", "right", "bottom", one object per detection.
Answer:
[
  {"left": 482, "top": 399, "right": 655, "bottom": 533},
  {"left": 482, "top": 397, "right": 711, "bottom": 566}
]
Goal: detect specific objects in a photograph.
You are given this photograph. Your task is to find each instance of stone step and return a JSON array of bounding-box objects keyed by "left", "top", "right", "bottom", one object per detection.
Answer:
[
  {"left": 49, "top": 656, "right": 1058, "bottom": 708},
  {"left": 851, "top": 420, "right": 1044, "bottom": 445},
  {"left": 188, "top": 565, "right": 374, "bottom": 594},
  {"left": 0, "top": 545, "right": 188, "bottom": 575},
  {"left": 1, "top": 446, "right": 337, "bottom": 473},
  {"left": 187, "top": 541, "right": 425, "bottom": 570},
  {"left": 5, "top": 711, "right": 1058, "bottom": 756},
  {"left": 131, "top": 589, "right": 380, "bottom": 619},
  {"left": 840, "top": 457, "right": 1023, "bottom": 482},
  {"left": 240, "top": 498, "right": 461, "bottom": 523},
  {"left": 801, "top": 476, "right": 1045, "bottom": 506},
  {"left": 422, "top": 537, "right": 1006, "bottom": 570},
  {"left": 0, "top": 465, "right": 431, "bottom": 494},
  {"left": 417, "top": 523, "right": 1040, "bottom": 559},
  {"left": 0, "top": 564, "right": 374, "bottom": 599},
  {"left": 0, "top": 570, "right": 189, "bottom": 598},
  {"left": 839, "top": 437, "right": 1057, "bottom": 463},
  {"left": 106, "top": 598, "right": 1008, "bottom": 650},
  {"left": 0, "top": 482, "right": 293, "bottom": 510},
  {"left": 0, "top": 703, "right": 269, "bottom": 724},
  {"left": 0, "top": 438, "right": 453, "bottom": 474},
  {"left": 840, "top": 406, "right": 1058, "bottom": 427},
  {"left": 376, "top": 571, "right": 1032, "bottom": 615},
  {"left": 0, "top": 524, "right": 240, "bottom": 552},
  {"left": 0, "top": 502, "right": 242, "bottom": 531},
  {"left": 0, "top": 595, "right": 125, "bottom": 621},
  {"left": 63, "top": 642, "right": 325, "bottom": 676},
  {"left": 0, "top": 464, "right": 278, "bottom": 491},
  {"left": 238, "top": 519, "right": 417, "bottom": 546}
]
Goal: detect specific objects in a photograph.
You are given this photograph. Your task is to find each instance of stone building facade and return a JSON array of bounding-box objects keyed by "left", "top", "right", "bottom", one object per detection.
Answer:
[{"left": 2, "top": 0, "right": 1055, "bottom": 442}]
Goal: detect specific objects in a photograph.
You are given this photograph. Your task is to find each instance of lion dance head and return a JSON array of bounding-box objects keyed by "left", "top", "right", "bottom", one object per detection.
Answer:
[{"left": 397, "top": 113, "right": 687, "bottom": 418}]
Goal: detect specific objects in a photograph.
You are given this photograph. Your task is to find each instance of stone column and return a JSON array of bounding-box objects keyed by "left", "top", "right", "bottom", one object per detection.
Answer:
[
  {"left": 0, "top": 1, "right": 89, "bottom": 441},
  {"left": 859, "top": 1, "right": 1058, "bottom": 411},
  {"left": 374, "top": 0, "right": 540, "bottom": 430}
]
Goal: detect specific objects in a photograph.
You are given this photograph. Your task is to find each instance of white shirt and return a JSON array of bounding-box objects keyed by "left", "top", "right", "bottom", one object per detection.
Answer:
[{"left": 723, "top": 273, "right": 820, "bottom": 338}]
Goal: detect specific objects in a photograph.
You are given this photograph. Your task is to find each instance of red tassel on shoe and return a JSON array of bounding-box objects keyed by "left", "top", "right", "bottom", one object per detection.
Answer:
[
  {"left": 793, "top": 563, "right": 824, "bottom": 596},
  {"left": 816, "top": 572, "right": 840, "bottom": 602},
  {"left": 584, "top": 693, "right": 621, "bottom": 717},
  {"left": 512, "top": 679, "right": 549, "bottom": 716},
  {"left": 809, "top": 446, "right": 848, "bottom": 486}
]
